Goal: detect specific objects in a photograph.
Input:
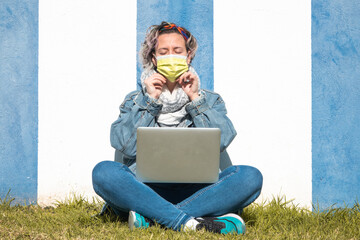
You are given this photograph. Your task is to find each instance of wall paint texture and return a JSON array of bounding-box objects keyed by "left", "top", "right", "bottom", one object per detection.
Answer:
[
  {"left": 0, "top": 0, "right": 38, "bottom": 204},
  {"left": 312, "top": 0, "right": 360, "bottom": 209}
]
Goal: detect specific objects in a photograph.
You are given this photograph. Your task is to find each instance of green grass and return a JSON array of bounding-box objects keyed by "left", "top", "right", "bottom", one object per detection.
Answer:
[{"left": 0, "top": 194, "right": 360, "bottom": 239}]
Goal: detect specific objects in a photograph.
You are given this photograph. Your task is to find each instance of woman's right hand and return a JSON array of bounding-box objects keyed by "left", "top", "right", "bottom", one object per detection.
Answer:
[{"left": 144, "top": 73, "right": 167, "bottom": 99}]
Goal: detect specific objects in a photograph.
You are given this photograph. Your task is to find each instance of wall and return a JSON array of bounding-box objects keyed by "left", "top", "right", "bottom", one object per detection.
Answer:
[
  {"left": 312, "top": 0, "right": 360, "bottom": 209},
  {"left": 37, "top": 0, "right": 312, "bottom": 207},
  {"left": 0, "top": 0, "right": 38, "bottom": 205},
  {"left": 0, "top": 0, "right": 358, "bottom": 210},
  {"left": 38, "top": 0, "right": 136, "bottom": 204},
  {"left": 215, "top": 0, "right": 312, "bottom": 206}
]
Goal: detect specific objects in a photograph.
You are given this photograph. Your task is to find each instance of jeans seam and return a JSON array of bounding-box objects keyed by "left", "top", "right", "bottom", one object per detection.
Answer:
[
  {"left": 173, "top": 212, "right": 187, "bottom": 230},
  {"left": 173, "top": 212, "right": 191, "bottom": 230},
  {"left": 176, "top": 166, "right": 240, "bottom": 209}
]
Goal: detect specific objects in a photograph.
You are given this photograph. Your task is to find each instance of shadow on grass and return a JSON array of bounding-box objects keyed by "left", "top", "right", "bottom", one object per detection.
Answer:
[{"left": 93, "top": 204, "right": 128, "bottom": 223}]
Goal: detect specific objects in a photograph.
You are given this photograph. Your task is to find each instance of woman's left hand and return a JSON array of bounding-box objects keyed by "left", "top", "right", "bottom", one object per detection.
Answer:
[{"left": 177, "top": 71, "right": 200, "bottom": 101}]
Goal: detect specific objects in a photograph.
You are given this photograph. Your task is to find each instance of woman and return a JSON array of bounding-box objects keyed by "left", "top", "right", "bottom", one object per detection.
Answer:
[{"left": 92, "top": 21, "right": 263, "bottom": 235}]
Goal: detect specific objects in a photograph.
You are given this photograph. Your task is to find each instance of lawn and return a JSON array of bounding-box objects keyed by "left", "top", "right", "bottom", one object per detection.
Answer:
[{"left": 0, "top": 194, "right": 359, "bottom": 239}]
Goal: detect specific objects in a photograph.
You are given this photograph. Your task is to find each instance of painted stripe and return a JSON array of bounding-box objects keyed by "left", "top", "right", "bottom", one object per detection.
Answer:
[
  {"left": 38, "top": 1, "right": 136, "bottom": 205},
  {"left": 136, "top": 0, "right": 214, "bottom": 90},
  {"left": 214, "top": 1, "right": 312, "bottom": 207},
  {"left": 312, "top": 0, "right": 360, "bottom": 209},
  {"left": 0, "top": 0, "right": 38, "bottom": 204}
]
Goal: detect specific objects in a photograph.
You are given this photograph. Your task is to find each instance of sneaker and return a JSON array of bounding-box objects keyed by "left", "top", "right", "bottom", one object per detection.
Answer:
[
  {"left": 196, "top": 213, "right": 246, "bottom": 234},
  {"left": 128, "top": 210, "right": 154, "bottom": 230}
]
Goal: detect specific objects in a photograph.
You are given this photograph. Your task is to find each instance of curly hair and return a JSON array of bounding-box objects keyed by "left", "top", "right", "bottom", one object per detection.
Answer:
[{"left": 139, "top": 21, "right": 198, "bottom": 70}]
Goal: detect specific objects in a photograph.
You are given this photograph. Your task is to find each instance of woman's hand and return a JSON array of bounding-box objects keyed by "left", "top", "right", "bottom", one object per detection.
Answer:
[
  {"left": 177, "top": 71, "right": 200, "bottom": 101},
  {"left": 144, "top": 73, "right": 167, "bottom": 99}
]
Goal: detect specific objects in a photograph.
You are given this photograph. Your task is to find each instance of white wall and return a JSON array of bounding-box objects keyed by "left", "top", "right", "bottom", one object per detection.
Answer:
[
  {"left": 214, "top": 0, "right": 312, "bottom": 207},
  {"left": 39, "top": 0, "right": 311, "bottom": 208},
  {"left": 38, "top": 0, "right": 136, "bottom": 205}
]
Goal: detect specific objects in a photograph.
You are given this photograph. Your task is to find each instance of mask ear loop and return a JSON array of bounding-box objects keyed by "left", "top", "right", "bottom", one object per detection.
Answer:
[
  {"left": 152, "top": 52, "right": 158, "bottom": 71},
  {"left": 186, "top": 54, "right": 192, "bottom": 69}
]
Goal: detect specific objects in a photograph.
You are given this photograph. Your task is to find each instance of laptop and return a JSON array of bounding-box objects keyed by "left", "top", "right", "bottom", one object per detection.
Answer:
[{"left": 136, "top": 127, "right": 221, "bottom": 183}]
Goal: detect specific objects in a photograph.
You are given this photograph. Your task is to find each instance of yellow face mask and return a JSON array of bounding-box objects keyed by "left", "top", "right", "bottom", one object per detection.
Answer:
[{"left": 156, "top": 55, "right": 189, "bottom": 82}]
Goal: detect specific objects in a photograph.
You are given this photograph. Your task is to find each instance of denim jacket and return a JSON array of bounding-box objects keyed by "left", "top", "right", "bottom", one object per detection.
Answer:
[{"left": 110, "top": 89, "right": 237, "bottom": 170}]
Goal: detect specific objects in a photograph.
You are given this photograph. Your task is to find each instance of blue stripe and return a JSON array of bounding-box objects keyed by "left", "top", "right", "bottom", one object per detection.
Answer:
[
  {"left": 136, "top": 0, "right": 214, "bottom": 90},
  {"left": 312, "top": 0, "right": 360, "bottom": 209},
  {"left": 0, "top": 0, "right": 38, "bottom": 205}
]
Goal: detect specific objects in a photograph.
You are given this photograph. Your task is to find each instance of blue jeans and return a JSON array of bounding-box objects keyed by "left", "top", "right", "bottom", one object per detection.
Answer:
[{"left": 92, "top": 161, "right": 263, "bottom": 231}]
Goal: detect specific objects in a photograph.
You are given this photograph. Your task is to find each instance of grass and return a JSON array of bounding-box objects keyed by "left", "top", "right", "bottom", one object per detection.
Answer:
[{"left": 0, "top": 194, "right": 360, "bottom": 240}]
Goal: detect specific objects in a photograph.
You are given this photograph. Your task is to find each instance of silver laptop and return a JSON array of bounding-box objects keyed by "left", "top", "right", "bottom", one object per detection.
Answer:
[{"left": 136, "top": 127, "right": 221, "bottom": 183}]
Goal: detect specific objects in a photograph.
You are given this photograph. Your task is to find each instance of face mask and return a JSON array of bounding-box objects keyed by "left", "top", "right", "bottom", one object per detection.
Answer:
[{"left": 156, "top": 55, "right": 189, "bottom": 82}]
